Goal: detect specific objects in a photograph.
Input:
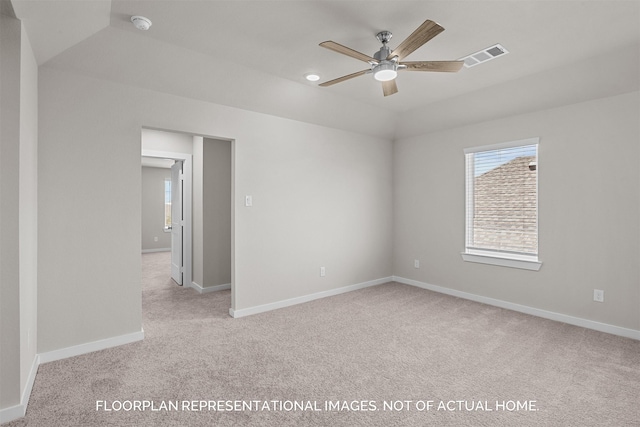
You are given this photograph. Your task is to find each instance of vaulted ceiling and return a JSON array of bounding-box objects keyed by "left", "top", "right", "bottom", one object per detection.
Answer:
[{"left": 11, "top": 0, "right": 640, "bottom": 139}]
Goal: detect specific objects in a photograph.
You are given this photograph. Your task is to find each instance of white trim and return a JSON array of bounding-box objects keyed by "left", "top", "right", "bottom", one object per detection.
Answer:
[
  {"left": 38, "top": 329, "right": 144, "bottom": 364},
  {"left": 2, "top": 331, "right": 144, "bottom": 423},
  {"left": 461, "top": 252, "right": 542, "bottom": 271},
  {"left": 141, "top": 248, "right": 170, "bottom": 254},
  {"left": 0, "top": 354, "right": 39, "bottom": 423},
  {"left": 22, "top": 354, "right": 39, "bottom": 412},
  {"left": 0, "top": 404, "right": 24, "bottom": 424},
  {"left": 229, "top": 277, "right": 392, "bottom": 318},
  {"left": 463, "top": 137, "right": 540, "bottom": 154},
  {"left": 192, "top": 281, "right": 231, "bottom": 294},
  {"left": 393, "top": 276, "right": 640, "bottom": 341}
]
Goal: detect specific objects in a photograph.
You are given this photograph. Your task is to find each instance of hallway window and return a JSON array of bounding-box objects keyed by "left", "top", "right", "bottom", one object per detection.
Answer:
[{"left": 164, "top": 179, "right": 171, "bottom": 231}]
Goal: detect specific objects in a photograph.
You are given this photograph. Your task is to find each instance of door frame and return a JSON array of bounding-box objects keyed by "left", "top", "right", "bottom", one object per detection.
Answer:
[
  {"left": 142, "top": 149, "right": 193, "bottom": 289},
  {"left": 170, "top": 160, "right": 184, "bottom": 285}
]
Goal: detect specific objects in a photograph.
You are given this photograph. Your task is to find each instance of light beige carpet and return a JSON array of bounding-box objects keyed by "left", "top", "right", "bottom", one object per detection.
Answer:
[{"left": 5, "top": 251, "right": 639, "bottom": 426}]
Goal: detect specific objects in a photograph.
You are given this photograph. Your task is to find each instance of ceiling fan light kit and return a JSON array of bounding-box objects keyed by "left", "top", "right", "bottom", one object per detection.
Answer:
[
  {"left": 373, "top": 63, "right": 397, "bottom": 81},
  {"left": 319, "top": 19, "right": 464, "bottom": 96}
]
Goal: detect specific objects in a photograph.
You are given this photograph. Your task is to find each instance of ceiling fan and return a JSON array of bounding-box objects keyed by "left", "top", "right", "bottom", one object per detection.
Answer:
[{"left": 319, "top": 19, "right": 463, "bottom": 96}]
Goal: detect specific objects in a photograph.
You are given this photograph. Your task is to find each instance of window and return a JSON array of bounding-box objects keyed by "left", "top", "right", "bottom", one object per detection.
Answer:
[
  {"left": 462, "top": 138, "right": 541, "bottom": 270},
  {"left": 164, "top": 179, "right": 171, "bottom": 231}
]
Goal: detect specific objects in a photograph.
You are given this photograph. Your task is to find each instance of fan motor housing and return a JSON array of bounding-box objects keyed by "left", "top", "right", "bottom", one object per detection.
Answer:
[{"left": 374, "top": 46, "right": 393, "bottom": 62}]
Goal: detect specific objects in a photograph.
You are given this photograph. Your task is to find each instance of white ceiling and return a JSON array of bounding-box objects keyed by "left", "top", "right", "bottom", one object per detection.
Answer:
[{"left": 12, "top": 0, "right": 640, "bottom": 139}]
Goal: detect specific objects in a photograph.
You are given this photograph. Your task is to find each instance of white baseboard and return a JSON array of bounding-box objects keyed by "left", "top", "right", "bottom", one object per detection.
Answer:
[
  {"left": 141, "top": 248, "right": 170, "bottom": 254},
  {"left": 39, "top": 329, "right": 145, "bottom": 364},
  {"left": 0, "top": 354, "right": 39, "bottom": 423},
  {"left": 230, "top": 277, "right": 392, "bottom": 318},
  {"left": 0, "top": 403, "right": 24, "bottom": 424},
  {"left": 22, "top": 354, "right": 39, "bottom": 412},
  {"left": 393, "top": 276, "right": 640, "bottom": 341},
  {"left": 2, "top": 330, "right": 144, "bottom": 422},
  {"left": 192, "top": 281, "right": 231, "bottom": 294}
]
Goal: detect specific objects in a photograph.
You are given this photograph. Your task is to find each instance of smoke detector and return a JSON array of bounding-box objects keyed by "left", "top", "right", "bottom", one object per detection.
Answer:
[{"left": 131, "top": 16, "right": 152, "bottom": 31}]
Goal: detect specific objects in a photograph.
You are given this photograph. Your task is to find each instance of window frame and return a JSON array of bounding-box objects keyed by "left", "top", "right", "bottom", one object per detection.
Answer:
[{"left": 461, "top": 137, "right": 542, "bottom": 271}]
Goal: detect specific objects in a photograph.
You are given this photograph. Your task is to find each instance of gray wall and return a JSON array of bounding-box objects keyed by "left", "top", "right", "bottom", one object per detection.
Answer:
[
  {"left": 38, "top": 69, "right": 144, "bottom": 353},
  {"left": 0, "top": 9, "right": 38, "bottom": 412},
  {"left": 393, "top": 91, "right": 640, "bottom": 330},
  {"left": 0, "top": 10, "right": 22, "bottom": 410},
  {"left": 178, "top": 135, "right": 232, "bottom": 290},
  {"left": 193, "top": 136, "right": 204, "bottom": 286},
  {"left": 37, "top": 66, "right": 393, "bottom": 353},
  {"left": 202, "top": 138, "right": 231, "bottom": 288},
  {"left": 142, "top": 128, "right": 193, "bottom": 154},
  {"left": 141, "top": 166, "right": 171, "bottom": 251},
  {"left": 18, "top": 15, "right": 38, "bottom": 403}
]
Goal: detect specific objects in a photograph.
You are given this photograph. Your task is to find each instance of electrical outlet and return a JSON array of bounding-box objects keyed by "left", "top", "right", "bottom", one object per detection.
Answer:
[
  {"left": 593, "top": 289, "right": 604, "bottom": 303},
  {"left": 414, "top": 259, "right": 420, "bottom": 268},
  {"left": 320, "top": 267, "right": 326, "bottom": 277},
  {"left": 154, "top": 236, "right": 158, "bottom": 242}
]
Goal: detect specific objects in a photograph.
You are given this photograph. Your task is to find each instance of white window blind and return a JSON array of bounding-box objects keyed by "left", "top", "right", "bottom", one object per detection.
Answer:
[{"left": 464, "top": 138, "right": 539, "bottom": 261}]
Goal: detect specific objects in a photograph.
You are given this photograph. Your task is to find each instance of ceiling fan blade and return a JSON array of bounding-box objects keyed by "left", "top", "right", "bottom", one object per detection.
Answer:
[
  {"left": 387, "top": 20, "right": 444, "bottom": 61},
  {"left": 320, "top": 41, "right": 377, "bottom": 63},
  {"left": 319, "top": 69, "right": 369, "bottom": 87},
  {"left": 401, "top": 61, "right": 464, "bottom": 72},
  {"left": 382, "top": 79, "right": 398, "bottom": 96}
]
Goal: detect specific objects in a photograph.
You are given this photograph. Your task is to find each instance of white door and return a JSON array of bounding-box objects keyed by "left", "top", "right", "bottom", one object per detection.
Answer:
[{"left": 170, "top": 160, "right": 183, "bottom": 285}]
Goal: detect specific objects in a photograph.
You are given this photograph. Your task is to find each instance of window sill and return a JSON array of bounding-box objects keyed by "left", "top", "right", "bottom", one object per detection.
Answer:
[{"left": 461, "top": 252, "right": 542, "bottom": 271}]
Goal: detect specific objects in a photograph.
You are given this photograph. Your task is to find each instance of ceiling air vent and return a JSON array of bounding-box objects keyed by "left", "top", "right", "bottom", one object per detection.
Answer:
[{"left": 460, "top": 43, "right": 508, "bottom": 68}]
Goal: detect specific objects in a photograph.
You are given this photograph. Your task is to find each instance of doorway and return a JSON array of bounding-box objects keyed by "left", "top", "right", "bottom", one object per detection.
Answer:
[
  {"left": 140, "top": 128, "right": 233, "bottom": 298},
  {"left": 141, "top": 150, "right": 193, "bottom": 287}
]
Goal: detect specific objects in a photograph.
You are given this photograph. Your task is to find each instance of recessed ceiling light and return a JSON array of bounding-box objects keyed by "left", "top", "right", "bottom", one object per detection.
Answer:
[
  {"left": 131, "top": 16, "right": 152, "bottom": 31},
  {"left": 304, "top": 73, "right": 320, "bottom": 82}
]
